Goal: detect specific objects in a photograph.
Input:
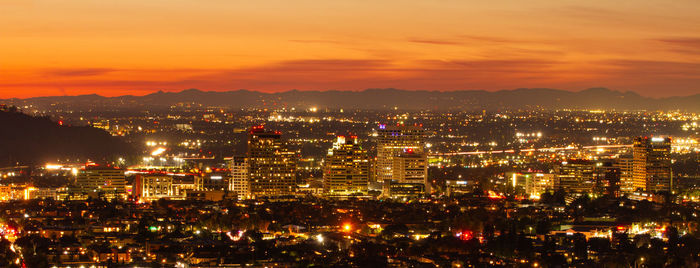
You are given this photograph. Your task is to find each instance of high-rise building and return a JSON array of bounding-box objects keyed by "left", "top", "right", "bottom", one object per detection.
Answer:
[
  {"left": 323, "top": 135, "right": 370, "bottom": 197},
  {"left": 392, "top": 151, "right": 428, "bottom": 189},
  {"left": 247, "top": 126, "right": 297, "bottom": 197},
  {"left": 75, "top": 165, "right": 126, "bottom": 200},
  {"left": 616, "top": 155, "right": 635, "bottom": 193},
  {"left": 375, "top": 124, "right": 425, "bottom": 183},
  {"left": 554, "top": 160, "right": 596, "bottom": 194},
  {"left": 229, "top": 156, "right": 250, "bottom": 199},
  {"left": 383, "top": 150, "right": 429, "bottom": 198},
  {"left": 633, "top": 137, "right": 672, "bottom": 192},
  {"left": 595, "top": 160, "right": 621, "bottom": 197}
]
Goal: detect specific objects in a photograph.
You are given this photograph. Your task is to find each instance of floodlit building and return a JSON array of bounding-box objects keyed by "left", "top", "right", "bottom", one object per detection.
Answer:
[
  {"left": 509, "top": 171, "right": 555, "bottom": 198},
  {"left": 633, "top": 136, "right": 672, "bottom": 192},
  {"left": 375, "top": 124, "right": 425, "bottom": 183},
  {"left": 133, "top": 175, "right": 173, "bottom": 202},
  {"left": 383, "top": 150, "right": 429, "bottom": 198},
  {"left": 247, "top": 126, "right": 297, "bottom": 197},
  {"left": 323, "top": 135, "right": 370, "bottom": 197},
  {"left": 554, "top": 160, "right": 596, "bottom": 194},
  {"left": 616, "top": 155, "right": 635, "bottom": 193},
  {"left": 391, "top": 151, "right": 428, "bottom": 190},
  {"left": 229, "top": 156, "right": 250, "bottom": 199},
  {"left": 74, "top": 165, "right": 126, "bottom": 200}
]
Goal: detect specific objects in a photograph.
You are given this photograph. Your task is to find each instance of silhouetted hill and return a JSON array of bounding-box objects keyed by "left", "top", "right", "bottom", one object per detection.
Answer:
[
  {"left": 3, "top": 88, "right": 699, "bottom": 112},
  {"left": 0, "top": 109, "right": 135, "bottom": 165}
]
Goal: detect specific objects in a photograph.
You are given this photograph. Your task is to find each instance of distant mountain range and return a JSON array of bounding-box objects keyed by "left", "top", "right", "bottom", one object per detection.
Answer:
[{"left": 3, "top": 88, "right": 699, "bottom": 112}]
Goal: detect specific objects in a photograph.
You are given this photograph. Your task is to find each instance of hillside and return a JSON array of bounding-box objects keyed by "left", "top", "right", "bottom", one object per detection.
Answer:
[{"left": 0, "top": 108, "right": 135, "bottom": 165}]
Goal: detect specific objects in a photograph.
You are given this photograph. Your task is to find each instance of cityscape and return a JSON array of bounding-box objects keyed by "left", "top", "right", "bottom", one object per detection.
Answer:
[{"left": 1, "top": 1, "right": 700, "bottom": 267}]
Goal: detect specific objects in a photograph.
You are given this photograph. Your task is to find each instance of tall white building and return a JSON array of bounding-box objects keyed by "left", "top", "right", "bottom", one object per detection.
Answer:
[{"left": 229, "top": 156, "right": 250, "bottom": 199}]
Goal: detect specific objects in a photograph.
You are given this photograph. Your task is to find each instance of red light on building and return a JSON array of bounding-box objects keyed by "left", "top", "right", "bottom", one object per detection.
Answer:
[{"left": 456, "top": 230, "right": 473, "bottom": 241}]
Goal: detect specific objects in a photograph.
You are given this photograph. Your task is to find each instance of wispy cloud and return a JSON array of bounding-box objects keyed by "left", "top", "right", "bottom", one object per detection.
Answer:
[
  {"left": 654, "top": 37, "right": 700, "bottom": 55},
  {"left": 43, "top": 68, "right": 116, "bottom": 77},
  {"left": 408, "top": 38, "right": 464, "bottom": 45}
]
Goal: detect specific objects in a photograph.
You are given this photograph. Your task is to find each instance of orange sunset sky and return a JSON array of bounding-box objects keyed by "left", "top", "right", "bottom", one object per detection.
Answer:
[{"left": 1, "top": 0, "right": 699, "bottom": 98}]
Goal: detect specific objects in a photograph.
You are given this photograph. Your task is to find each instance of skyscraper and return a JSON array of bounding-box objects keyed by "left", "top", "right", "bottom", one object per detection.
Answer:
[
  {"left": 633, "top": 137, "right": 672, "bottom": 192},
  {"left": 391, "top": 150, "right": 428, "bottom": 191},
  {"left": 375, "top": 124, "right": 425, "bottom": 183},
  {"left": 247, "top": 126, "right": 297, "bottom": 197},
  {"left": 323, "top": 135, "right": 370, "bottom": 197},
  {"left": 229, "top": 156, "right": 250, "bottom": 199},
  {"left": 616, "top": 155, "right": 635, "bottom": 193},
  {"left": 554, "top": 160, "right": 596, "bottom": 194}
]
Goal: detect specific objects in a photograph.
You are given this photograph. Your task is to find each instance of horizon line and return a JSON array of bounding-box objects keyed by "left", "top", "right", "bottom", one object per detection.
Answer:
[{"left": 3, "top": 87, "right": 698, "bottom": 100}]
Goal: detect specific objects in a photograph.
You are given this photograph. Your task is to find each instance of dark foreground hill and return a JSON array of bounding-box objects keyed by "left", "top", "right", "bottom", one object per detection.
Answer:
[
  {"left": 3, "top": 88, "right": 699, "bottom": 112},
  {"left": 0, "top": 108, "right": 135, "bottom": 166}
]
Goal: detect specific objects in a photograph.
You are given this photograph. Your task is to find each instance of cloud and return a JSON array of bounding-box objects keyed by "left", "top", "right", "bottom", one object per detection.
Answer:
[
  {"left": 408, "top": 38, "right": 464, "bottom": 45},
  {"left": 654, "top": 37, "right": 700, "bottom": 55},
  {"left": 43, "top": 68, "right": 117, "bottom": 77},
  {"left": 289, "top": 39, "right": 346, "bottom": 45}
]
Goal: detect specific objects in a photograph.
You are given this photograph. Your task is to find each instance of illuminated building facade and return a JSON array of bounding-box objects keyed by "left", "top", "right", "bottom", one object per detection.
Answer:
[
  {"left": 554, "top": 160, "right": 596, "bottom": 194},
  {"left": 375, "top": 125, "right": 425, "bottom": 183},
  {"left": 247, "top": 126, "right": 297, "bottom": 197},
  {"left": 74, "top": 165, "right": 126, "bottom": 200},
  {"left": 195, "top": 173, "right": 230, "bottom": 191},
  {"left": 616, "top": 155, "right": 635, "bottom": 193},
  {"left": 323, "top": 135, "right": 370, "bottom": 197},
  {"left": 391, "top": 151, "right": 428, "bottom": 190},
  {"left": 134, "top": 175, "right": 173, "bottom": 201},
  {"left": 510, "top": 172, "right": 555, "bottom": 198},
  {"left": 633, "top": 136, "right": 672, "bottom": 192},
  {"left": 229, "top": 156, "right": 250, "bottom": 199}
]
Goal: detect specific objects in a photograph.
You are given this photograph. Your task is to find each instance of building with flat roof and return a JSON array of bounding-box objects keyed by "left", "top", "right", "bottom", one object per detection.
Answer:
[
  {"left": 323, "top": 135, "right": 370, "bottom": 197},
  {"left": 375, "top": 124, "right": 424, "bottom": 183},
  {"left": 633, "top": 136, "right": 672, "bottom": 192},
  {"left": 247, "top": 126, "right": 297, "bottom": 197}
]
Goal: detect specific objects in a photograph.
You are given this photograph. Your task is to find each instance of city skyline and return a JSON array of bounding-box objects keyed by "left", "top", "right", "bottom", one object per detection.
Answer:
[{"left": 2, "top": 0, "right": 700, "bottom": 98}]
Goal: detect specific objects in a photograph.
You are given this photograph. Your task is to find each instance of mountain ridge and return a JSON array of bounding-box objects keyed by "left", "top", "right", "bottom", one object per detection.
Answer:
[{"left": 3, "top": 88, "right": 699, "bottom": 112}]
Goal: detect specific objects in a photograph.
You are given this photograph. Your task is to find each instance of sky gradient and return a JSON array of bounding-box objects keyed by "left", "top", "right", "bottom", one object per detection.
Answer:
[{"left": 1, "top": 0, "right": 699, "bottom": 98}]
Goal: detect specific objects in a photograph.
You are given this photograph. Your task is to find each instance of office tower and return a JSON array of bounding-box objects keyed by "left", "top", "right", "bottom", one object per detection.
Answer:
[
  {"left": 509, "top": 171, "right": 555, "bottom": 198},
  {"left": 75, "top": 165, "right": 126, "bottom": 200},
  {"left": 247, "top": 126, "right": 297, "bottom": 197},
  {"left": 375, "top": 124, "right": 425, "bottom": 182},
  {"left": 633, "top": 137, "right": 673, "bottom": 192},
  {"left": 554, "top": 160, "right": 596, "bottom": 193},
  {"left": 391, "top": 150, "right": 428, "bottom": 190},
  {"left": 616, "top": 155, "right": 635, "bottom": 193},
  {"left": 596, "top": 160, "right": 621, "bottom": 197},
  {"left": 323, "top": 135, "right": 370, "bottom": 197},
  {"left": 230, "top": 156, "right": 250, "bottom": 199},
  {"left": 134, "top": 175, "right": 173, "bottom": 202}
]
